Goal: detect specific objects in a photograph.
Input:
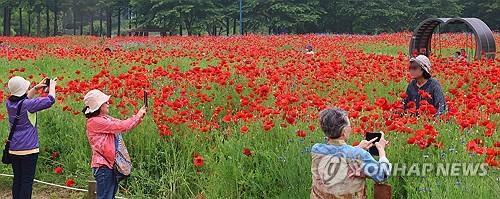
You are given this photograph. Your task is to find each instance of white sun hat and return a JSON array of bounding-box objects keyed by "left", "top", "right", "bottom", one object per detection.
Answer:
[
  {"left": 410, "top": 55, "right": 432, "bottom": 75},
  {"left": 83, "top": 89, "right": 110, "bottom": 114},
  {"left": 8, "top": 76, "right": 31, "bottom": 97}
]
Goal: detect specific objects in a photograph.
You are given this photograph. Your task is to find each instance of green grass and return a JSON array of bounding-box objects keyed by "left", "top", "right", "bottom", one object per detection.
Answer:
[
  {"left": 358, "top": 43, "right": 407, "bottom": 56},
  {"left": 0, "top": 45, "right": 498, "bottom": 199},
  {"left": 357, "top": 42, "right": 477, "bottom": 61}
]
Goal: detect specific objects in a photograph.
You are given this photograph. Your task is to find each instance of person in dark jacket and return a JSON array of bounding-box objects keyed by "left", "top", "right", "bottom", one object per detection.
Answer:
[
  {"left": 404, "top": 55, "right": 447, "bottom": 116},
  {"left": 6, "top": 76, "right": 56, "bottom": 199}
]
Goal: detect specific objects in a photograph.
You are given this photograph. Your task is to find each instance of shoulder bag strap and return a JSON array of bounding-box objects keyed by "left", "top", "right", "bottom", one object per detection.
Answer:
[{"left": 6, "top": 100, "right": 25, "bottom": 142}]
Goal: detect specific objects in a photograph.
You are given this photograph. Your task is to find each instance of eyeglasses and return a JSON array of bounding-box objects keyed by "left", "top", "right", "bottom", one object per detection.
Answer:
[{"left": 339, "top": 124, "right": 351, "bottom": 133}]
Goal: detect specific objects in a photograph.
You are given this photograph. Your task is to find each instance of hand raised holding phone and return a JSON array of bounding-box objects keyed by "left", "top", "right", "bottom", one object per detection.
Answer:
[
  {"left": 34, "top": 78, "right": 48, "bottom": 90},
  {"left": 43, "top": 78, "right": 57, "bottom": 93},
  {"left": 137, "top": 90, "right": 149, "bottom": 118},
  {"left": 375, "top": 132, "right": 389, "bottom": 150},
  {"left": 138, "top": 106, "right": 147, "bottom": 118},
  {"left": 365, "top": 131, "right": 390, "bottom": 156},
  {"left": 357, "top": 137, "right": 378, "bottom": 150}
]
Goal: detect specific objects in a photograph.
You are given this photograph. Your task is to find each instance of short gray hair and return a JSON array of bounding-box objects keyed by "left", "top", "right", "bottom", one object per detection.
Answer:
[{"left": 319, "top": 108, "right": 349, "bottom": 139}]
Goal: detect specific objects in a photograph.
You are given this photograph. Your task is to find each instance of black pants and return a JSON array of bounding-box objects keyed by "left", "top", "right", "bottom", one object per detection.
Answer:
[{"left": 11, "top": 153, "right": 38, "bottom": 199}]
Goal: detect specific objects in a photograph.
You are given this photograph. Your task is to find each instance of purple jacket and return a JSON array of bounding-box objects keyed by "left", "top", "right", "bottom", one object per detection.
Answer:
[{"left": 6, "top": 95, "right": 55, "bottom": 151}]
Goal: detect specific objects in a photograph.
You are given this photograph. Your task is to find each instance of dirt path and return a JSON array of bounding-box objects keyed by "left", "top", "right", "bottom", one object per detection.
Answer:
[{"left": 0, "top": 178, "right": 85, "bottom": 199}]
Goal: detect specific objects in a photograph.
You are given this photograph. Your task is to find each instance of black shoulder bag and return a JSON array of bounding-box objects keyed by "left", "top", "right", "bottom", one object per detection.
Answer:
[{"left": 2, "top": 100, "right": 25, "bottom": 164}]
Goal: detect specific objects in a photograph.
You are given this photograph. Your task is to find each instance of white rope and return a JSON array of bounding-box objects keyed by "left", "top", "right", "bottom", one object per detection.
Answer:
[{"left": 0, "top": 173, "right": 127, "bottom": 199}]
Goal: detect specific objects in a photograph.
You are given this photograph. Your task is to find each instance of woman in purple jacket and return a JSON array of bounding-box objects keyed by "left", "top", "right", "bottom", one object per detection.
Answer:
[{"left": 6, "top": 76, "right": 56, "bottom": 199}]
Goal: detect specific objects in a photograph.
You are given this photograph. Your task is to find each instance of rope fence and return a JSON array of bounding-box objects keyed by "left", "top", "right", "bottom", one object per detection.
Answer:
[{"left": 0, "top": 173, "right": 127, "bottom": 199}]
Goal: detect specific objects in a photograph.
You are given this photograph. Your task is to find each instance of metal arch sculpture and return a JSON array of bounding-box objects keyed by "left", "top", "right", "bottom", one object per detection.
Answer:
[{"left": 409, "top": 17, "right": 496, "bottom": 60}]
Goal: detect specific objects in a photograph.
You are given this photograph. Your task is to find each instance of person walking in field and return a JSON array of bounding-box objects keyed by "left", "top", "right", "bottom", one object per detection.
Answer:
[
  {"left": 311, "top": 108, "right": 391, "bottom": 199},
  {"left": 305, "top": 44, "right": 315, "bottom": 55},
  {"left": 403, "top": 55, "right": 447, "bottom": 116},
  {"left": 4, "top": 76, "right": 57, "bottom": 199},
  {"left": 83, "top": 89, "right": 147, "bottom": 199}
]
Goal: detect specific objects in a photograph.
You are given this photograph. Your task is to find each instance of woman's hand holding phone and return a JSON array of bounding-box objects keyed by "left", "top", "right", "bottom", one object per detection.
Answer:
[
  {"left": 374, "top": 132, "right": 389, "bottom": 158},
  {"left": 138, "top": 106, "right": 147, "bottom": 118},
  {"left": 49, "top": 78, "right": 57, "bottom": 89},
  {"left": 47, "top": 78, "right": 57, "bottom": 97},
  {"left": 374, "top": 132, "right": 389, "bottom": 150},
  {"left": 357, "top": 137, "right": 378, "bottom": 150},
  {"left": 34, "top": 78, "right": 48, "bottom": 90}
]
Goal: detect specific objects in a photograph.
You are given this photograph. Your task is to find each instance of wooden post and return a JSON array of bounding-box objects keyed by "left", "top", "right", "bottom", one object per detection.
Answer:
[
  {"left": 374, "top": 183, "right": 392, "bottom": 199},
  {"left": 88, "top": 181, "right": 96, "bottom": 199}
]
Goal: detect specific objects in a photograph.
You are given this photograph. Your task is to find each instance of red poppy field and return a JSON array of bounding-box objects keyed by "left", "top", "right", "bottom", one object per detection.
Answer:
[{"left": 0, "top": 33, "right": 499, "bottom": 198}]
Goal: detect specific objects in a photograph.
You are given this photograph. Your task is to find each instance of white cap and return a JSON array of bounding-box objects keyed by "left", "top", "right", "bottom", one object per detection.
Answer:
[
  {"left": 410, "top": 55, "right": 432, "bottom": 75},
  {"left": 8, "top": 76, "right": 31, "bottom": 97},
  {"left": 83, "top": 89, "right": 110, "bottom": 114}
]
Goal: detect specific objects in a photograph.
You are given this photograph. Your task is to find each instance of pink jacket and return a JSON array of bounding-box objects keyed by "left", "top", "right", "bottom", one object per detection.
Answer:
[{"left": 86, "top": 114, "right": 141, "bottom": 169}]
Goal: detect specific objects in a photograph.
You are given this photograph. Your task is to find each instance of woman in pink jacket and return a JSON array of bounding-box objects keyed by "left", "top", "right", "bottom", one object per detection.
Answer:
[{"left": 83, "top": 89, "right": 146, "bottom": 199}]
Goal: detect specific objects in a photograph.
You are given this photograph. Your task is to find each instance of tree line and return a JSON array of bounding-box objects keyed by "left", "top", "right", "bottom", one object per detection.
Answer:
[{"left": 0, "top": 0, "right": 498, "bottom": 37}]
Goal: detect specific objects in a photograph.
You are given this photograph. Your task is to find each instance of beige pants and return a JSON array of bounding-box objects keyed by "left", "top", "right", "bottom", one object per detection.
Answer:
[{"left": 311, "top": 185, "right": 366, "bottom": 199}]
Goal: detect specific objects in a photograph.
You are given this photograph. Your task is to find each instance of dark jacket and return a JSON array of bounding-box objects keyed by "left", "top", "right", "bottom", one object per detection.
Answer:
[{"left": 404, "top": 78, "right": 446, "bottom": 115}]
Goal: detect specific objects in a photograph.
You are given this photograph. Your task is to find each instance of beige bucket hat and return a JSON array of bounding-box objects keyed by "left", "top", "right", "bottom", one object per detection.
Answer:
[
  {"left": 8, "top": 76, "right": 31, "bottom": 97},
  {"left": 83, "top": 89, "right": 110, "bottom": 114},
  {"left": 410, "top": 55, "right": 432, "bottom": 75}
]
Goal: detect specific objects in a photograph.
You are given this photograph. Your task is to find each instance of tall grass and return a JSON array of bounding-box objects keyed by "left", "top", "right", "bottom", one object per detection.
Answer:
[{"left": 0, "top": 44, "right": 498, "bottom": 199}]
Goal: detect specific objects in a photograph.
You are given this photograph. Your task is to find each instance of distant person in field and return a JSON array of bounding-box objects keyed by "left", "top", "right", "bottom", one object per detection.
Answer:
[
  {"left": 404, "top": 55, "right": 447, "bottom": 116},
  {"left": 83, "top": 90, "right": 147, "bottom": 199},
  {"left": 453, "top": 51, "right": 466, "bottom": 62},
  {"left": 5, "top": 76, "right": 57, "bottom": 199},
  {"left": 104, "top": 47, "right": 112, "bottom": 54},
  {"left": 460, "top": 48, "right": 467, "bottom": 59},
  {"left": 305, "top": 44, "right": 315, "bottom": 55},
  {"left": 311, "top": 108, "right": 391, "bottom": 199}
]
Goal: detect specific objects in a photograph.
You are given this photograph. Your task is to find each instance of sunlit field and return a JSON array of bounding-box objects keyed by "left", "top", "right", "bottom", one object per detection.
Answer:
[{"left": 0, "top": 33, "right": 499, "bottom": 198}]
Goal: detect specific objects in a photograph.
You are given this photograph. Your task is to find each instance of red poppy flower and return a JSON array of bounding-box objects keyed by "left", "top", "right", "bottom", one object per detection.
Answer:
[
  {"left": 54, "top": 167, "right": 63, "bottom": 174},
  {"left": 296, "top": 130, "right": 307, "bottom": 138},
  {"left": 399, "top": 92, "right": 408, "bottom": 99},
  {"left": 418, "top": 90, "right": 432, "bottom": 99},
  {"left": 51, "top": 151, "right": 59, "bottom": 160},
  {"left": 308, "top": 125, "right": 315, "bottom": 132},
  {"left": 222, "top": 114, "right": 232, "bottom": 123},
  {"left": 350, "top": 111, "right": 360, "bottom": 119},
  {"left": 65, "top": 179, "right": 76, "bottom": 187},
  {"left": 466, "top": 138, "right": 484, "bottom": 152},
  {"left": 240, "top": 126, "right": 249, "bottom": 134},
  {"left": 243, "top": 148, "right": 252, "bottom": 157},
  {"left": 235, "top": 84, "right": 243, "bottom": 94},
  {"left": 360, "top": 116, "right": 369, "bottom": 123},
  {"left": 193, "top": 155, "right": 204, "bottom": 168},
  {"left": 494, "top": 142, "right": 500, "bottom": 148},
  {"left": 485, "top": 155, "right": 498, "bottom": 167}
]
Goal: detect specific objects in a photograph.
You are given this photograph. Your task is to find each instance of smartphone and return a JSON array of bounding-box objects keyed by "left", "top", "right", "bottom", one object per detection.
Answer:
[
  {"left": 365, "top": 132, "right": 382, "bottom": 156},
  {"left": 44, "top": 78, "right": 50, "bottom": 93},
  {"left": 144, "top": 90, "right": 148, "bottom": 107}
]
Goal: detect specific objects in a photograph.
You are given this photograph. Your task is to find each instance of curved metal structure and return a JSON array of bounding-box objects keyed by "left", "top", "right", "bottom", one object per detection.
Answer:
[{"left": 409, "top": 17, "right": 496, "bottom": 60}]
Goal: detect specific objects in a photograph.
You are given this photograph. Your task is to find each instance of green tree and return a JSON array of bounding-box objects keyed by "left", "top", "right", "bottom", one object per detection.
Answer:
[
  {"left": 1, "top": 0, "right": 18, "bottom": 36},
  {"left": 1, "top": 0, "right": 499, "bottom": 37},
  {"left": 461, "top": 0, "right": 499, "bottom": 30}
]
